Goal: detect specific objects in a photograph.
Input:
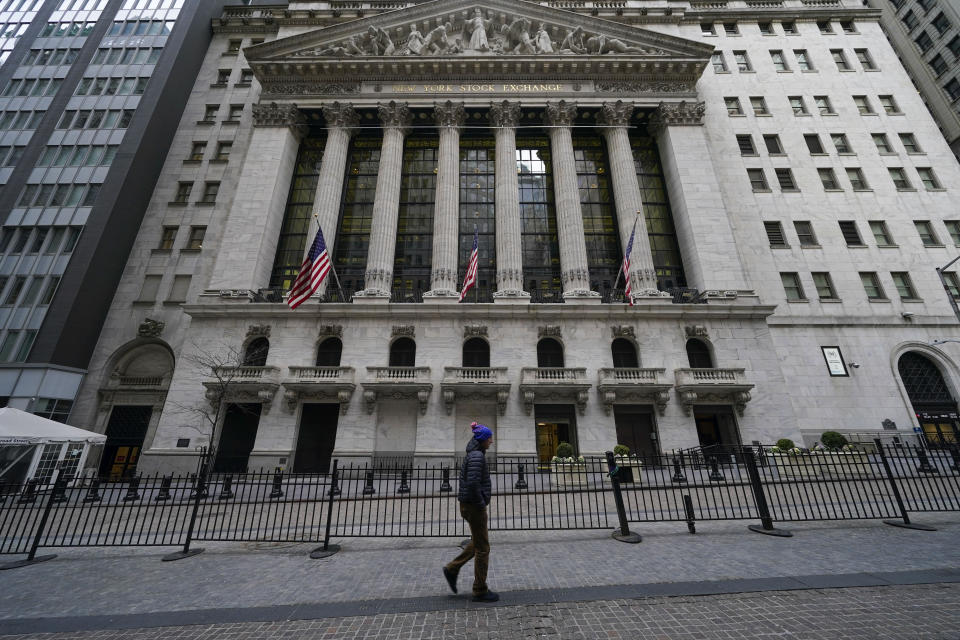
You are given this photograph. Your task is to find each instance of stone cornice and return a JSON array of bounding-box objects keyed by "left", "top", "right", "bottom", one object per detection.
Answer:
[
  {"left": 251, "top": 101, "right": 309, "bottom": 135},
  {"left": 647, "top": 100, "right": 705, "bottom": 137}
]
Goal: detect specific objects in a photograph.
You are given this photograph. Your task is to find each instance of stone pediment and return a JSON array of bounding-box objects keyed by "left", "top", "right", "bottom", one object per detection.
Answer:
[{"left": 245, "top": 0, "right": 712, "bottom": 91}]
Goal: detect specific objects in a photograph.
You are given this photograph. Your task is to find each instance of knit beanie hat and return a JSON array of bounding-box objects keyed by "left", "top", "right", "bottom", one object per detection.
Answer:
[{"left": 471, "top": 421, "right": 493, "bottom": 441}]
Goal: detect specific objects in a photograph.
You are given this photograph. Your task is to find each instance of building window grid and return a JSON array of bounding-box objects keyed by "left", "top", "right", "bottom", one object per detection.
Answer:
[
  {"left": 331, "top": 137, "right": 381, "bottom": 293},
  {"left": 394, "top": 137, "right": 438, "bottom": 299},
  {"left": 794, "top": 49, "right": 813, "bottom": 71},
  {"left": 846, "top": 167, "right": 868, "bottom": 190},
  {"left": 186, "top": 226, "right": 205, "bottom": 250},
  {"left": 763, "top": 134, "right": 783, "bottom": 154},
  {"left": 775, "top": 168, "right": 797, "bottom": 191},
  {"left": 794, "top": 221, "right": 818, "bottom": 246},
  {"left": 736, "top": 134, "right": 756, "bottom": 155},
  {"left": 780, "top": 272, "right": 805, "bottom": 301},
  {"left": 832, "top": 49, "right": 852, "bottom": 70},
  {"left": 891, "top": 272, "right": 918, "bottom": 299},
  {"left": 771, "top": 50, "right": 789, "bottom": 71},
  {"left": 818, "top": 167, "right": 841, "bottom": 190},
  {"left": 855, "top": 48, "right": 877, "bottom": 70},
  {"left": 860, "top": 272, "right": 886, "bottom": 300},
  {"left": 747, "top": 168, "right": 770, "bottom": 191},
  {"left": 916, "top": 167, "right": 941, "bottom": 189},
  {"left": 873, "top": 133, "right": 893, "bottom": 153},
  {"left": 750, "top": 96, "right": 769, "bottom": 115},
  {"left": 890, "top": 167, "right": 912, "bottom": 190},
  {"left": 832, "top": 133, "right": 852, "bottom": 153},
  {"left": 840, "top": 221, "right": 863, "bottom": 246},
  {"left": 725, "top": 97, "right": 743, "bottom": 116},
  {"left": 159, "top": 226, "right": 176, "bottom": 250},
  {"left": 915, "top": 220, "right": 940, "bottom": 246},
  {"left": 764, "top": 221, "right": 787, "bottom": 247},
  {"left": 812, "top": 272, "right": 837, "bottom": 299},
  {"left": 870, "top": 220, "right": 894, "bottom": 246},
  {"left": 711, "top": 52, "right": 728, "bottom": 72},
  {"left": 815, "top": 96, "right": 834, "bottom": 114},
  {"left": 733, "top": 50, "right": 752, "bottom": 71},
  {"left": 789, "top": 96, "right": 808, "bottom": 115},
  {"left": 945, "top": 221, "right": 960, "bottom": 246}
]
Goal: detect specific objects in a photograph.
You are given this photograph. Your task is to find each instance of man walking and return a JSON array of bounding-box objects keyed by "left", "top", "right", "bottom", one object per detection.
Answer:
[{"left": 443, "top": 422, "right": 498, "bottom": 602}]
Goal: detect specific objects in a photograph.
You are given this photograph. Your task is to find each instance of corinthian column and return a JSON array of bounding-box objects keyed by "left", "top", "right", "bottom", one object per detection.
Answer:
[
  {"left": 489, "top": 100, "right": 528, "bottom": 302},
  {"left": 424, "top": 101, "right": 465, "bottom": 301},
  {"left": 209, "top": 102, "right": 307, "bottom": 291},
  {"left": 312, "top": 102, "right": 359, "bottom": 296},
  {"left": 544, "top": 101, "right": 599, "bottom": 301},
  {"left": 598, "top": 100, "right": 663, "bottom": 299},
  {"left": 354, "top": 101, "right": 411, "bottom": 302}
]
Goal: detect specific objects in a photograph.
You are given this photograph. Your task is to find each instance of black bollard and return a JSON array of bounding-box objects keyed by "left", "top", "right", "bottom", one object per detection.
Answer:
[
  {"left": 439, "top": 467, "right": 452, "bottom": 492},
  {"left": 328, "top": 471, "right": 341, "bottom": 496},
  {"left": 83, "top": 478, "right": 102, "bottom": 503},
  {"left": 269, "top": 469, "right": 284, "bottom": 499},
  {"left": 671, "top": 457, "right": 687, "bottom": 484},
  {"left": 683, "top": 494, "right": 696, "bottom": 534},
  {"left": 915, "top": 445, "right": 939, "bottom": 474},
  {"left": 218, "top": 475, "right": 234, "bottom": 500},
  {"left": 396, "top": 470, "right": 410, "bottom": 494},
  {"left": 362, "top": 470, "right": 376, "bottom": 495},
  {"left": 122, "top": 476, "right": 141, "bottom": 502},
  {"left": 514, "top": 463, "right": 528, "bottom": 490},
  {"left": 190, "top": 473, "right": 209, "bottom": 500},
  {"left": 17, "top": 479, "right": 38, "bottom": 504},
  {"left": 155, "top": 476, "right": 172, "bottom": 501},
  {"left": 708, "top": 457, "right": 725, "bottom": 482},
  {"left": 51, "top": 475, "right": 70, "bottom": 503}
]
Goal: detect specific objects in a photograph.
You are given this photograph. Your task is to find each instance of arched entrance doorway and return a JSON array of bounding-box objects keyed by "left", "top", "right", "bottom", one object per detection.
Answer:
[{"left": 898, "top": 351, "right": 959, "bottom": 446}]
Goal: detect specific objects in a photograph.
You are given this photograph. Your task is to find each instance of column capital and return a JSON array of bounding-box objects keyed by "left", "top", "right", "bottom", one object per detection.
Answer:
[
  {"left": 321, "top": 101, "right": 360, "bottom": 130},
  {"left": 252, "top": 101, "right": 308, "bottom": 136},
  {"left": 598, "top": 100, "right": 635, "bottom": 129},
  {"left": 433, "top": 100, "right": 466, "bottom": 129},
  {"left": 544, "top": 100, "right": 578, "bottom": 127},
  {"left": 647, "top": 100, "right": 706, "bottom": 138},
  {"left": 488, "top": 100, "right": 522, "bottom": 128},
  {"left": 377, "top": 100, "right": 413, "bottom": 132}
]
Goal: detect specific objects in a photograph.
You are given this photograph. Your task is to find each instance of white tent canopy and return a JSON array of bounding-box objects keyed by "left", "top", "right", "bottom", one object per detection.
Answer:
[{"left": 0, "top": 407, "right": 106, "bottom": 445}]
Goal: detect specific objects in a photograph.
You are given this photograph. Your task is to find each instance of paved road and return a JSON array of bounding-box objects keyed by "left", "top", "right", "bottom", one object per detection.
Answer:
[{"left": 0, "top": 514, "right": 957, "bottom": 638}]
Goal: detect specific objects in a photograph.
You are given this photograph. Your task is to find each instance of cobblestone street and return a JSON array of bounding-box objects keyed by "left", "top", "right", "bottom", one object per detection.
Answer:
[{"left": 1, "top": 513, "right": 958, "bottom": 638}]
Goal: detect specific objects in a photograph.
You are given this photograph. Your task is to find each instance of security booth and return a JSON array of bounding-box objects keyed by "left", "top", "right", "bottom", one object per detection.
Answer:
[{"left": 0, "top": 407, "right": 106, "bottom": 487}]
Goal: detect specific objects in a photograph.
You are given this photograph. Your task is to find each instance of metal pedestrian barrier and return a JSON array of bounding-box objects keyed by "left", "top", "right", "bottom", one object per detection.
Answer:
[{"left": 1, "top": 440, "right": 957, "bottom": 569}]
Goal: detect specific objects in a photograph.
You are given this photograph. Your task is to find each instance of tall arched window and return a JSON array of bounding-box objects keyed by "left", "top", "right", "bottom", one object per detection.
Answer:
[
  {"left": 243, "top": 337, "right": 269, "bottom": 366},
  {"left": 685, "top": 338, "right": 712, "bottom": 368},
  {"left": 898, "top": 352, "right": 955, "bottom": 409},
  {"left": 462, "top": 338, "right": 490, "bottom": 368},
  {"left": 537, "top": 338, "right": 564, "bottom": 368},
  {"left": 611, "top": 338, "right": 639, "bottom": 368},
  {"left": 389, "top": 337, "right": 416, "bottom": 367},
  {"left": 315, "top": 338, "right": 343, "bottom": 367}
]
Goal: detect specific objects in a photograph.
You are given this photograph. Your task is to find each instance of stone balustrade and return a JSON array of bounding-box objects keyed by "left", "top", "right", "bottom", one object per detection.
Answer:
[{"left": 673, "top": 368, "right": 753, "bottom": 416}]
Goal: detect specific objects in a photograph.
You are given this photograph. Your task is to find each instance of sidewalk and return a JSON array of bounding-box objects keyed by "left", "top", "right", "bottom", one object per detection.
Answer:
[{"left": 0, "top": 513, "right": 957, "bottom": 637}]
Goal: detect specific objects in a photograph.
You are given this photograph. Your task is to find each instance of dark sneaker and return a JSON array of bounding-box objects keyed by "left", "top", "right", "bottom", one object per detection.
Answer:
[
  {"left": 472, "top": 591, "right": 499, "bottom": 603},
  {"left": 442, "top": 567, "right": 458, "bottom": 594}
]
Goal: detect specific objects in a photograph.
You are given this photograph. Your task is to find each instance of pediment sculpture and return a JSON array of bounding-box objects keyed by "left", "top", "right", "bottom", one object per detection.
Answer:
[{"left": 291, "top": 9, "right": 667, "bottom": 59}]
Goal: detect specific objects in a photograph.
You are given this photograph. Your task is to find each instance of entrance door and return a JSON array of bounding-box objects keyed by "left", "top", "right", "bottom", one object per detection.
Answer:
[
  {"left": 694, "top": 407, "right": 742, "bottom": 452},
  {"left": 614, "top": 406, "right": 659, "bottom": 459},
  {"left": 215, "top": 403, "right": 262, "bottom": 473},
  {"left": 293, "top": 403, "right": 340, "bottom": 473},
  {"left": 534, "top": 404, "right": 577, "bottom": 468},
  {"left": 917, "top": 412, "right": 960, "bottom": 448},
  {"left": 99, "top": 405, "right": 152, "bottom": 480}
]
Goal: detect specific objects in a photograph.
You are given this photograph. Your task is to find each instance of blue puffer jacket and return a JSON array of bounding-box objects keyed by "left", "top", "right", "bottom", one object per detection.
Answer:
[{"left": 457, "top": 437, "right": 491, "bottom": 507}]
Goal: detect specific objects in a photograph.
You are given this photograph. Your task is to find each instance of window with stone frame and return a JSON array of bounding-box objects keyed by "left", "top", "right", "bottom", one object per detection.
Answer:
[
  {"left": 782, "top": 21, "right": 797, "bottom": 34},
  {"left": 711, "top": 52, "right": 728, "bottom": 72},
  {"left": 815, "top": 96, "right": 834, "bottom": 114},
  {"left": 764, "top": 221, "right": 787, "bottom": 247},
  {"left": 944, "top": 272, "right": 960, "bottom": 299},
  {"left": 701, "top": 22, "right": 716, "bottom": 36},
  {"left": 944, "top": 221, "right": 960, "bottom": 246},
  {"left": 818, "top": 20, "right": 833, "bottom": 34},
  {"left": 226, "top": 39, "right": 242, "bottom": 55},
  {"left": 780, "top": 272, "right": 805, "bottom": 301},
  {"left": 794, "top": 49, "right": 814, "bottom": 71},
  {"left": 853, "top": 95, "right": 874, "bottom": 114},
  {"left": 929, "top": 54, "right": 948, "bottom": 76},
  {"left": 872, "top": 133, "right": 893, "bottom": 153},
  {"left": 932, "top": 12, "right": 951, "bottom": 35},
  {"left": 831, "top": 133, "right": 852, "bottom": 153},
  {"left": 173, "top": 181, "right": 192, "bottom": 204},
  {"left": 915, "top": 30, "right": 933, "bottom": 53},
  {"left": 947, "top": 78, "right": 960, "bottom": 101},
  {"left": 724, "top": 22, "right": 739, "bottom": 35},
  {"left": 891, "top": 272, "right": 918, "bottom": 299},
  {"left": 226, "top": 104, "right": 243, "bottom": 121},
  {"left": 763, "top": 134, "right": 784, "bottom": 154},
  {"left": 846, "top": 167, "right": 869, "bottom": 190},
  {"left": 878, "top": 95, "right": 900, "bottom": 114},
  {"left": 818, "top": 168, "right": 840, "bottom": 190},
  {"left": 214, "top": 69, "right": 230, "bottom": 85},
  {"left": 747, "top": 168, "right": 770, "bottom": 191},
  {"left": 199, "top": 181, "right": 219, "bottom": 204},
  {"left": 733, "top": 50, "right": 752, "bottom": 71},
  {"left": 832, "top": 49, "right": 852, "bottom": 70},
  {"left": 202, "top": 104, "right": 218, "bottom": 122},
  {"left": 393, "top": 136, "right": 439, "bottom": 301},
  {"left": 238, "top": 69, "right": 254, "bottom": 85},
  {"left": 916, "top": 167, "right": 942, "bottom": 190},
  {"left": 902, "top": 10, "right": 919, "bottom": 31},
  {"left": 215, "top": 141, "right": 232, "bottom": 161},
  {"left": 736, "top": 134, "right": 756, "bottom": 155},
  {"left": 775, "top": 168, "right": 797, "bottom": 191},
  {"left": 860, "top": 272, "right": 885, "bottom": 300},
  {"left": 789, "top": 96, "right": 808, "bottom": 115},
  {"left": 839, "top": 221, "right": 863, "bottom": 245},
  {"left": 518, "top": 135, "right": 562, "bottom": 299},
  {"left": 758, "top": 22, "right": 773, "bottom": 35},
  {"left": 749, "top": 96, "right": 769, "bottom": 115},
  {"left": 855, "top": 48, "right": 877, "bottom": 70},
  {"left": 812, "top": 272, "right": 837, "bottom": 300},
  {"left": 870, "top": 220, "right": 894, "bottom": 246},
  {"left": 794, "top": 221, "right": 818, "bottom": 246},
  {"left": 187, "top": 141, "right": 205, "bottom": 162},
  {"left": 574, "top": 132, "right": 622, "bottom": 297},
  {"left": 159, "top": 226, "right": 177, "bottom": 250},
  {"left": 949, "top": 35, "right": 960, "bottom": 58},
  {"left": 725, "top": 97, "right": 743, "bottom": 115},
  {"left": 187, "top": 226, "right": 206, "bottom": 250},
  {"left": 889, "top": 167, "right": 912, "bottom": 190},
  {"left": 915, "top": 220, "right": 940, "bottom": 245},
  {"left": 771, "top": 50, "right": 789, "bottom": 71}
]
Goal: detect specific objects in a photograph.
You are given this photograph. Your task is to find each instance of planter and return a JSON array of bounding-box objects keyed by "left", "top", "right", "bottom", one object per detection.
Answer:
[
  {"left": 550, "top": 462, "right": 588, "bottom": 489},
  {"left": 610, "top": 456, "right": 642, "bottom": 484},
  {"left": 769, "top": 452, "right": 818, "bottom": 479},
  {"left": 811, "top": 450, "right": 873, "bottom": 479}
]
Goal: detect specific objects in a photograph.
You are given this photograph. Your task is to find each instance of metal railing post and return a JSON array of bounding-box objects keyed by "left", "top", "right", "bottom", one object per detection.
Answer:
[
  {"left": 514, "top": 463, "right": 528, "bottom": 490},
  {"left": 877, "top": 439, "right": 937, "bottom": 531},
  {"left": 1, "top": 471, "right": 63, "bottom": 570},
  {"left": 163, "top": 452, "right": 210, "bottom": 561},
  {"left": 683, "top": 494, "right": 696, "bottom": 534},
  {"left": 605, "top": 451, "right": 640, "bottom": 543},
  {"left": 744, "top": 450, "right": 791, "bottom": 537},
  {"left": 311, "top": 460, "right": 341, "bottom": 559}
]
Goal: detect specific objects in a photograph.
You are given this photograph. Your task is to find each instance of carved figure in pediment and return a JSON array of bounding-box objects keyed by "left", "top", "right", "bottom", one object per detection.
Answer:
[
  {"left": 404, "top": 25, "right": 425, "bottom": 55},
  {"left": 465, "top": 8, "right": 492, "bottom": 52},
  {"left": 586, "top": 33, "right": 649, "bottom": 55},
  {"left": 422, "top": 23, "right": 454, "bottom": 55},
  {"left": 506, "top": 18, "right": 536, "bottom": 54},
  {"left": 558, "top": 26, "right": 586, "bottom": 54},
  {"left": 364, "top": 26, "right": 395, "bottom": 56},
  {"left": 535, "top": 23, "right": 553, "bottom": 53}
]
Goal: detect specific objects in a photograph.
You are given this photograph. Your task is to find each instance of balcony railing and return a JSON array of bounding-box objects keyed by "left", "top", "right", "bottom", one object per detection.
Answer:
[
  {"left": 674, "top": 368, "right": 754, "bottom": 416},
  {"left": 442, "top": 367, "right": 509, "bottom": 383},
  {"left": 597, "top": 368, "right": 671, "bottom": 415},
  {"left": 674, "top": 368, "right": 747, "bottom": 386},
  {"left": 116, "top": 376, "right": 164, "bottom": 386},
  {"left": 212, "top": 366, "right": 280, "bottom": 382},
  {"left": 283, "top": 367, "right": 356, "bottom": 413},
  {"left": 367, "top": 366, "right": 431, "bottom": 382},
  {"left": 597, "top": 367, "right": 665, "bottom": 384},
  {"left": 441, "top": 367, "right": 511, "bottom": 415},
  {"left": 519, "top": 367, "right": 590, "bottom": 415},
  {"left": 288, "top": 366, "right": 354, "bottom": 382},
  {"left": 521, "top": 367, "right": 588, "bottom": 383}
]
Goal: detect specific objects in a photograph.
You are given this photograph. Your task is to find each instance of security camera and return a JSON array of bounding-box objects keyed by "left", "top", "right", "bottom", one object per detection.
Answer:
[
  {"left": 849, "top": 362, "right": 861, "bottom": 369},
  {"left": 901, "top": 311, "right": 915, "bottom": 319}
]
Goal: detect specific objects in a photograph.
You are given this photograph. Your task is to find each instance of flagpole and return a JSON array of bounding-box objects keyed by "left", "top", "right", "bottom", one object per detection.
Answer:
[
  {"left": 313, "top": 213, "right": 346, "bottom": 301},
  {"left": 474, "top": 224, "right": 479, "bottom": 304},
  {"left": 613, "top": 211, "right": 641, "bottom": 292}
]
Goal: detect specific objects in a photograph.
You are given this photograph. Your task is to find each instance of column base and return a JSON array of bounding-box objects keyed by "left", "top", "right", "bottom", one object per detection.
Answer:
[
  {"left": 493, "top": 290, "right": 531, "bottom": 304},
  {"left": 423, "top": 290, "right": 460, "bottom": 304},
  {"left": 351, "top": 291, "right": 390, "bottom": 304},
  {"left": 562, "top": 290, "right": 602, "bottom": 304}
]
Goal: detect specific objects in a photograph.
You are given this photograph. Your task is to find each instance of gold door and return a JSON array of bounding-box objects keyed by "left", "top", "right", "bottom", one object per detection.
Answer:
[{"left": 535, "top": 423, "right": 559, "bottom": 467}]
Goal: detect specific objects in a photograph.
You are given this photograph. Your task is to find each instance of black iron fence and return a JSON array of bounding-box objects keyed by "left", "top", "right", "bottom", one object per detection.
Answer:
[{"left": 1, "top": 441, "right": 958, "bottom": 567}]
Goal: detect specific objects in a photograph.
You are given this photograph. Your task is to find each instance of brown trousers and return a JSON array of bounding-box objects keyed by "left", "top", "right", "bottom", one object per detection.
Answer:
[{"left": 445, "top": 502, "right": 490, "bottom": 595}]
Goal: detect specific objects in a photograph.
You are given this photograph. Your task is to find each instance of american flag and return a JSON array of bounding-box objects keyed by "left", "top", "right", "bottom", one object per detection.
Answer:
[
  {"left": 622, "top": 220, "right": 637, "bottom": 306},
  {"left": 459, "top": 228, "right": 479, "bottom": 302},
  {"left": 287, "top": 225, "right": 331, "bottom": 309}
]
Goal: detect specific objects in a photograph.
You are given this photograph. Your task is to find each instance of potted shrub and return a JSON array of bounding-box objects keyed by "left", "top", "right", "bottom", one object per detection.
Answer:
[
  {"left": 768, "top": 438, "right": 816, "bottom": 479},
  {"left": 813, "top": 431, "right": 871, "bottom": 478},
  {"left": 551, "top": 441, "right": 588, "bottom": 489}
]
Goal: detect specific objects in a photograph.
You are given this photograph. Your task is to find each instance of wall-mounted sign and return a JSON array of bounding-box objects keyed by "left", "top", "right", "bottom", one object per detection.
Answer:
[{"left": 821, "top": 346, "right": 848, "bottom": 377}]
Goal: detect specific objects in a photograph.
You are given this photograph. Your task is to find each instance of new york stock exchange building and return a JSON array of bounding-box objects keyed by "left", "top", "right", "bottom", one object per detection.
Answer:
[{"left": 72, "top": 0, "right": 960, "bottom": 476}]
